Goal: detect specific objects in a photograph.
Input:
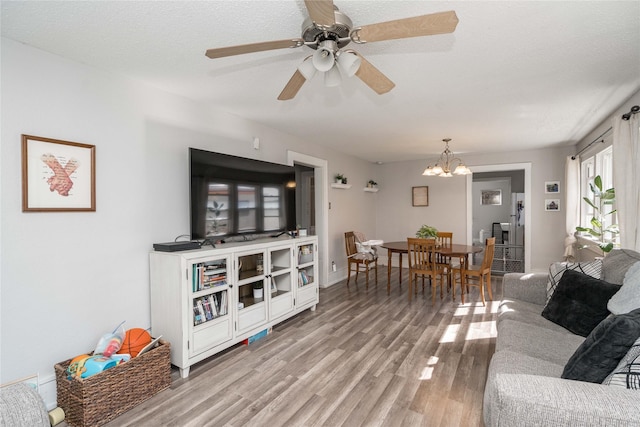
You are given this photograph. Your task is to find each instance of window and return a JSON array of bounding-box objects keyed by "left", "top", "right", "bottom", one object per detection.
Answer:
[{"left": 579, "top": 145, "right": 617, "bottom": 243}]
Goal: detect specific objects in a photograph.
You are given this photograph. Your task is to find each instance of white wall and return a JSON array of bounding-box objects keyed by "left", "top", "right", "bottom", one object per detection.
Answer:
[
  {"left": 0, "top": 38, "right": 375, "bottom": 405},
  {"left": 375, "top": 146, "right": 572, "bottom": 271},
  {"left": 473, "top": 179, "right": 512, "bottom": 242}
]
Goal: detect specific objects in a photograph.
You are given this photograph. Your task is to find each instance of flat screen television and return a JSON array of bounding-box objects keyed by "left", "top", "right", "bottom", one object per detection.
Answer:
[{"left": 190, "top": 148, "right": 297, "bottom": 240}]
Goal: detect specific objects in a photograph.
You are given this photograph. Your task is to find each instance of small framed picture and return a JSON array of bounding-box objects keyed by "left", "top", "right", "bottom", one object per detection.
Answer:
[
  {"left": 22, "top": 135, "right": 96, "bottom": 212},
  {"left": 545, "top": 181, "right": 560, "bottom": 193},
  {"left": 481, "top": 189, "right": 502, "bottom": 206},
  {"left": 412, "top": 186, "right": 429, "bottom": 207},
  {"left": 545, "top": 199, "right": 560, "bottom": 211}
]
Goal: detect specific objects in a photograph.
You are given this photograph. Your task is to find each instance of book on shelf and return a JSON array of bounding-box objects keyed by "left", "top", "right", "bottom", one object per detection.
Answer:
[
  {"left": 202, "top": 297, "right": 213, "bottom": 321},
  {"left": 193, "top": 261, "right": 228, "bottom": 292},
  {"left": 193, "top": 303, "right": 203, "bottom": 325},
  {"left": 196, "top": 299, "right": 207, "bottom": 324},
  {"left": 208, "top": 294, "right": 218, "bottom": 317}
]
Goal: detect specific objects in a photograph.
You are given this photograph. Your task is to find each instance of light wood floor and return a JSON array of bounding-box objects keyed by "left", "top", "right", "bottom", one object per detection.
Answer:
[{"left": 102, "top": 268, "right": 501, "bottom": 427}]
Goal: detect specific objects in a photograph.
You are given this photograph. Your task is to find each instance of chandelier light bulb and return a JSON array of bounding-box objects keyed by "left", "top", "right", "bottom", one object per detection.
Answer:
[{"left": 422, "top": 138, "right": 472, "bottom": 177}]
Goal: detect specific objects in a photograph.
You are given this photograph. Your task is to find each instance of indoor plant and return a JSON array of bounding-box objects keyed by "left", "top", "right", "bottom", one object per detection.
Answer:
[
  {"left": 334, "top": 173, "right": 345, "bottom": 184},
  {"left": 367, "top": 179, "right": 378, "bottom": 188},
  {"left": 575, "top": 175, "right": 618, "bottom": 254},
  {"left": 416, "top": 224, "right": 438, "bottom": 239}
]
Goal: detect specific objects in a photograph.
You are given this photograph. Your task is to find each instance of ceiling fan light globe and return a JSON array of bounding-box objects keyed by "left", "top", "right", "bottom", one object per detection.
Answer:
[
  {"left": 431, "top": 165, "right": 444, "bottom": 175},
  {"left": 337, "top": 52, "right": 361, "bottom": 77},
  {"left": 298, "top": 57, "right": 317, "bottom": 80},
  {"left": 324, "top": 64, "right": 342, "bottom": 87},
  {"left": 313, "top": 47, "right": 335, "bottom": 72}
]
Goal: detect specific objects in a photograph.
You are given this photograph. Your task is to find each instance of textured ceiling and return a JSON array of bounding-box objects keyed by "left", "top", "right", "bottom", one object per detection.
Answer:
[{"left": 2, "top": 1, "right": 639, "bottom": 163}]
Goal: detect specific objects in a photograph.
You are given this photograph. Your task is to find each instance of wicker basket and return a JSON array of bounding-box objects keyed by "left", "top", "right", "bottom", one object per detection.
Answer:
[{"left": 54, "top": 339, "right": 171, "bottom": 427}]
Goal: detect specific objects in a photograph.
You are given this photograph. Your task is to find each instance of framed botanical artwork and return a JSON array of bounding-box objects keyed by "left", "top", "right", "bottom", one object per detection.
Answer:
[
  {"left": 412, "top": 186, "right": 429, "bottom": 206},
  {"left": 22, "top": 135, "right": 96, "bottom": 212},
  {"left": 545, "top": 199, "right": 560, "bottom": 211},
  {"left": 481, "top": 189, "right": 502, "bottom": 205},
  {"left": 545, "top": 181, "right": 560, "bottom": 193}
]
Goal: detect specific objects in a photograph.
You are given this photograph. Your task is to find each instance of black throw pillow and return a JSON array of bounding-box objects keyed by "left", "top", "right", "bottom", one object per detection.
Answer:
[
  {"left": 541, "top": 269, "right": 620, "bottom": 337},
  {"left": 562, "top": 308, "right": 640, "bottom": 383}
]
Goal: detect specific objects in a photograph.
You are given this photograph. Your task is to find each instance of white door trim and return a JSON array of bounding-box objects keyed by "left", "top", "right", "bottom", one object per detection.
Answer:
[{"left": 466, "top": 162, "right": 532, "bottom": 272}]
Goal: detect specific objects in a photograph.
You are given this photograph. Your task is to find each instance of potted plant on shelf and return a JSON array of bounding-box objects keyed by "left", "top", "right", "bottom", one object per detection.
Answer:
[
  {"left": 576, "top": 175, "right": 618, "bottom": 254},
  {"left": 334, "top": 173, "right": 346, "bottom": 184},
  {"left": 416, "top": 224, "right": 438, "bottom": 239},
  {"left": 367, "top": 179, "right": 378, "bottom": 188}
]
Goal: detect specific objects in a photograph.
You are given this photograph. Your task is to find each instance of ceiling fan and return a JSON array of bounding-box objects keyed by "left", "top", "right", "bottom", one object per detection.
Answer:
[{"left": 205, "top": 0, "right": 459, "bottom": 100}]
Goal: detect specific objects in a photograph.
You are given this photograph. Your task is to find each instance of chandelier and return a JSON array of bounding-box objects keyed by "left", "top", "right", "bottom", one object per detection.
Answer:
[{"left": 422, "top": 138, "right": 472, "bottom": 177}]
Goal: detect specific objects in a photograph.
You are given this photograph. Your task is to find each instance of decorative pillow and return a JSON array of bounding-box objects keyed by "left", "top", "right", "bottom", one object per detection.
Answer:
[
  {"left": 562, "top": 308, "right": 640, "bottom": 383},
  {"left": 603, "top": 336, "right": 640, "bottom": 389},
  {"left": 541, "top": 269, "right": 620, "bottom": 337},
  {"left": 608, "top": 261, "right": 640, "bottom": 315},
  {"left": 602, "top": 249, "right": 640, "bottom": 285},
  {"left": 546, "top": 260, "right": 602, "bottom": 304}
]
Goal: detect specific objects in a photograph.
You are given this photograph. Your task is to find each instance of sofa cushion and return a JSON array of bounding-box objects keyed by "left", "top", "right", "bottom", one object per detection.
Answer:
[
  {"left": 541, "top": 269, "right": 620, "bottom": 337},
  {"left": 562, "top": 308, "right": 640, "bottom": 383},
  {"left": 546, "top": 260, "right": 602, "bottom": 304},
  {"left": 608, "top": 261, "right": 640, "bottom": 315},
  {"left": 602, "top": 249, "right": 640, "bottom": 285},
  {"left": 498, "top": 299, "right": 571, "bottom": 333},
  {"left": 602, "top": 336, "right": 640, "bottom": 389},
  {"left": 496, "top": 319, "right": 584, "bottom": 366}
]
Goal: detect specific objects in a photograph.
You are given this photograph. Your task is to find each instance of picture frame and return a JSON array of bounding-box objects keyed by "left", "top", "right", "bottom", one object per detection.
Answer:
[
  {"left": 481, "top": 189, "right": 502, "bottom": 205},
  {"left": 545, "top": 181, "right": 560, "bottom": 193},
  {"left": 545, "top": 199, "right": 560, "bottom": 211},
  {"left": 22, "top": 135, "right": 96, "bottom": 212},
  {"left": 412, "top": 186, "right": 429, "bottom": 207}
]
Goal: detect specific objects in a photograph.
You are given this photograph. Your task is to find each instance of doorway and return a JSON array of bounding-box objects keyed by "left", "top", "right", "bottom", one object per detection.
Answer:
[{"left": 466, "top": 163, "right": 532, "bottom": 273}]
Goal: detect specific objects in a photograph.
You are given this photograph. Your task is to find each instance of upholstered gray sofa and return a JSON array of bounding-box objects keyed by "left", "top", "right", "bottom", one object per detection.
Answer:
[{"left": 484, "top": 249, "right": 640, "bottom": 427}]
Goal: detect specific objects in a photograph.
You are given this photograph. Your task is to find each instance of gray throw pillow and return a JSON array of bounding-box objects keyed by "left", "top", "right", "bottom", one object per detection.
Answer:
[
  {"left": 542, "top": 269, "right": 620, "bottom": 337},
  {"left": 562, "top": 308, "right": 640, "bottom": 383},
  {"left": 602, "top": 249, "right": 640, "bottom": 285},
  {"left": 608, "top": 261, "right": 640, "bottom": 315}
]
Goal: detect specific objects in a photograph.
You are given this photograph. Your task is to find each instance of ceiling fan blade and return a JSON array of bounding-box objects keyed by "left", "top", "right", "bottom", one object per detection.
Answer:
[
  {"left": 278, "top": 70, "right": 307, "bottom": 101},
  {"left": 355, "top": 55, "right": 395, "bottom": 95},
  {"left": 353, "top": 11, "right": 459, "bottom": 43},
  {"left": 205, "top": 38, "right": 304, "bottom": 59},
  {"left": 304, "top": 0, "right": 336, "bottom": 27}
]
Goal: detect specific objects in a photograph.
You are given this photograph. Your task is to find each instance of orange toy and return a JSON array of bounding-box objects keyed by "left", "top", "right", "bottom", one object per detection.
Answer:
[{"left": 117, "top": 328, "right": 151, "bottom": 357}]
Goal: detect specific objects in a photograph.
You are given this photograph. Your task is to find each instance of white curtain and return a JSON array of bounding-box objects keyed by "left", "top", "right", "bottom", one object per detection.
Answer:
[
  {"left": 564, "top": 155, "right": 581, "bottom": 261},
  {"left": 613, "top": 114, "right": 640, "bottom": 251}
]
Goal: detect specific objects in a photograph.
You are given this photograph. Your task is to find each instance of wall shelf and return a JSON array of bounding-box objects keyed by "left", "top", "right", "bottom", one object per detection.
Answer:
[
  {"left": 363, "top": 187, "right": 379, "bottom": 193},
  {"left": 331, "top": 183, "right": 351, "bottom": 189}
]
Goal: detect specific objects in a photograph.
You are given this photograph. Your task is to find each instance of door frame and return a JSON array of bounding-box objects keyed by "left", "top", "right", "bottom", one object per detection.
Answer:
[{"left": 466, "top": 162, "right": 532, "bottom": 272}]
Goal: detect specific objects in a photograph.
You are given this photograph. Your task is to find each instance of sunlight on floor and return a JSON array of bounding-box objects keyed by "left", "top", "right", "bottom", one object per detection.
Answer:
[
  {"left": 466, "top": 320, "right": 497, "bottom": 340},
  {"left": 439, "top": 324, "right": 460, "bottom": 343},
  {"left": 418, "top": 356, "right": 439, "bottom": 380}
]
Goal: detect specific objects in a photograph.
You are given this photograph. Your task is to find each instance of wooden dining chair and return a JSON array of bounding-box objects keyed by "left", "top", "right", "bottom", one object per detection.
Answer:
[
  {"left": 452, "top": 237, "right": 496, "bottom": 305},
  {"left": 344, "top": 231, "right": 378, "bottom": 289},
  {"left": 435, "top": 231, "right": 453, "bottom": 291},
  {"left": 407, "top": 238, "right": 447, "bottom": 304}
]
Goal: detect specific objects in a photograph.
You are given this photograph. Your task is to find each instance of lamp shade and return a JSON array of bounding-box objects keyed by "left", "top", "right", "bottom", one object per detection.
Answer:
[
  {"left": 336, "top": 51, "right": 361, "bottom": 77},
  {"left": 324, "top": 64, "right": 342, "bottom": 87},
  {"left": 297, "top": 57, "right": 316, "bottom": 80},
  {"left": 313, "top": 42, "right": 335, "bottom": 72}
]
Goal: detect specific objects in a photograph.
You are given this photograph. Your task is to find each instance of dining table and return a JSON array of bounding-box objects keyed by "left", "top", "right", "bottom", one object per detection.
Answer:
[{"left": 380, "top": 241, "right": 482, "bottom": 299}]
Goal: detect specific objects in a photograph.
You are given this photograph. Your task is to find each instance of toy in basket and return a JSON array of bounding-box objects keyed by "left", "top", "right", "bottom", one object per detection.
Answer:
[{"left": 55, "top": 339, "right": 171, "bottom": 427}]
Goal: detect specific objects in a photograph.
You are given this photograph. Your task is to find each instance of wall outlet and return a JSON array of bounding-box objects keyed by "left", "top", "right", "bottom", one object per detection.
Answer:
[{"left": 331, "top": 261, "right": 336, "bottom": 272}]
